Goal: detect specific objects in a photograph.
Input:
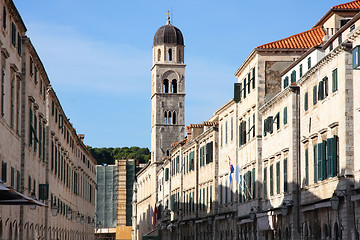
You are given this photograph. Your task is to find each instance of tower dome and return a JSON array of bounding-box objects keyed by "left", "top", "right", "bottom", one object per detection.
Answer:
[{"left": 153, "top": 22, "right": 184, "bottom": 46}]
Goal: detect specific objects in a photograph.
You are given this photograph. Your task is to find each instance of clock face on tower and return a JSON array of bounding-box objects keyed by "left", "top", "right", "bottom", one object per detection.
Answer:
[{"left": 151, "top": 18, "right": 186, "bottom": 163}]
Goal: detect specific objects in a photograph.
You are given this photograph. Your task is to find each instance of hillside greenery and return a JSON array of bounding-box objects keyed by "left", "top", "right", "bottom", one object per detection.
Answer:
[{"left": 88, "top": 146, "right": 151, "bottom": 165}]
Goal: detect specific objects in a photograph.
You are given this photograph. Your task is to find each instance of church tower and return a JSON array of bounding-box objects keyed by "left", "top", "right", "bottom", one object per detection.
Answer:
[{"left": 151, "top": 15, "right": 185, "bottom": 163}]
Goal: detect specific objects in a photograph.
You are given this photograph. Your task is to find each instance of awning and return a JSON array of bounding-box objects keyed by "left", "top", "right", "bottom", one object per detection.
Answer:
[{"left": 0, "top": 182, "right": 46, "bottom": 206}]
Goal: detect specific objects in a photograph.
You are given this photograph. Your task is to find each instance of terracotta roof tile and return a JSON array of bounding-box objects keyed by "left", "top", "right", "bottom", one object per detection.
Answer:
[
  {"left": 257, "top": 26, "right": 325, "bottom": 49},
  {"left": 332, "top": 0, "right": 360, "bottom": 10}
]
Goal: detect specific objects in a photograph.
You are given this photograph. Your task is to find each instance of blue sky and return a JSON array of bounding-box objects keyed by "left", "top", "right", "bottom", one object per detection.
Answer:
[{"left": 14, "top": 0, "right": 346, "bottom": 148}]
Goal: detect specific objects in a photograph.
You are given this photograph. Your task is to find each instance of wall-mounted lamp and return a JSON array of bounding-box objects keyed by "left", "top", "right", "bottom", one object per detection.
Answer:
[
  {"left": 51, "top": 203, "right": 58, "bottom": 216},
  {"left": 66, "top": 207, "right": 72, "bottom": 220},
  {"left": 281, "top": 200, "right": 294, "bottom": 216},
  {"left": 29, "top": 192, "right": 37, "bottom": 210},
  {"left": 330, "top": 190, "right": 348, "bottom": 210}
]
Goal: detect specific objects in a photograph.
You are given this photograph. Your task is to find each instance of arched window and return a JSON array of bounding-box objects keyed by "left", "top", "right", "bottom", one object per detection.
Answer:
[
  {"left": 168, "top": 111, "right": 172, "bottom": 124},
  {"left": 163, "top": 79, "right": 169, "bottom": 93},
  {"left": 164, "top": 112, "right": 167, "bottom": 124},
  {"left": 173, "top": 111, "right": 176, "bottom": 124},
  {"left": 171, "top": 79, "right": 177, "bottom": 93},
  {"left": 168, "top": 49, "right": 172, "bottom": 61},
  {"left": 157, "top": 49, "right": 161, "bottom": 61}
]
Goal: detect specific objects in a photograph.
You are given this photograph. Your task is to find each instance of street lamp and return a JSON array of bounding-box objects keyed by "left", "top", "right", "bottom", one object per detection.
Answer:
[
  {"left": 281, "top": 200, "right": 293, "bottom": 216},
  {"left": 249, "top": 207, "right": 259, "bottom": 220},
  {"left": 66, "top": 207, "right": 72, "bottom": 220},
  {"left": 30, "top": 192, "right": 37, "bottom": 210},
  {"left": 76, "top": 212, "right": 81, "bottom": 223},
  {"left": 330, "top": 193, "right": 340, "bottom": 210}
]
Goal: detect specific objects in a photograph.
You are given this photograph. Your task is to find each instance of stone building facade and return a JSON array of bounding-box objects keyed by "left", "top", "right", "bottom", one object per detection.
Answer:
[
  {"left": 0, "top": 0, "right": 96, "bottom": 239},
  {"left": 134, "top": 1, "right": 360, "bottom": 240}
]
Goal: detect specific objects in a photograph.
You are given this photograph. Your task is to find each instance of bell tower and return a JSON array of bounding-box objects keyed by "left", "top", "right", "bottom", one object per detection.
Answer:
[{"left": 151, "top": 15, "right": 185, "bottom": 163}]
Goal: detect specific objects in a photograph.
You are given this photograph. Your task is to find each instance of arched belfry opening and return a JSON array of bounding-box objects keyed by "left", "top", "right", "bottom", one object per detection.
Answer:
[
  {"left": 168, "top": 49, "right": 172, "bottom": 61},
  {"left": 173, "top": 111, "right": 177, "bottom": 124},
  {"left": 157, "top": 49, "right": 161, "bottom": 61},
  {"left": 171, "top": 79, "right": 177, "bottom": 93},
  {"left": 163, "top": 79, "right": 169, "bottom": 93}
]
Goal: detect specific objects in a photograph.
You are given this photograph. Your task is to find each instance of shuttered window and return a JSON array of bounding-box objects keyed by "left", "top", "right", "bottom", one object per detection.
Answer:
[
  {"left": 263, "top": 167, "right": 267, "bottom": 199},
  {"left": 274, "top": 112, "right": 280, "bottom": 130},
  {"left": 11, "top": 22, "right": 16, "bottom": 46},
  {"left": 270, "top": 165, "right": 273, "bottom": 196},
  {"left": 290, "top": 70, "right": 296, "bottom": 84},
  {"left": 313, "top": 145, "right": 318, "bottom": 183},
  {"left": 304, "top": 92, "right": 308, "bottom": 111},
  {"left": 1, "top": 161, "right": 7, "bottom": 183},
  {"left": 252, "top": 168, "right": 255, "bottom": 199},
  {"left": 313, "top": 85, "right": 317, "bottom": 105},
  {"left": 206, "top": 142, "right": 213, "bottom": 163},
  {"left": 2, "top": 6, "right": 6, "bottom": 29},
  {"left": 305, "top": 149, "right": 309, "bottom": 186},
  {"left": 17, "top": 33, "right": 21, "bottom": 55},
  {"left": 252, "top": 67, "right": 256, "bottom": 89},
  {"left": 243, "top": 78, "right": 247, "bottom": 99},
  {"left": 284, "top": 76, "right": 289, "bottom": 88},
  {"left": 283, "top": 107, "right": 287, "bottom": 125},
  {"left": 332, "top": 69, "right": 338, "bottom": 92},
  {"left": 299, "top": 64, "right": 303, "bottom": 77},
  {"left": 283, "top": 158, "right": 288, "bottom": 192},
  {"left": 308, "top": 57, "right": 311, "bottom": 69},
  {"left": 248, "top": 73, "right": 251, "bottom": 94},
  {"left": 165, "top": 168, "right": 169, "bottom": 181},
  {"left": 318, "top": 141, "right": 327, "bottom": 181},
  {"left": 276, "top": 162, "right": 280, "bottom": 194},
  {"left": 327, "top": 136, "right": 338, "bottom": 178}
]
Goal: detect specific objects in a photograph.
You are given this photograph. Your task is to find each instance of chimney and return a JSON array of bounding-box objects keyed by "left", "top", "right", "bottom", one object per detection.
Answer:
[{"left": 78, "top": 134, "right": 85, "bottom": 142}]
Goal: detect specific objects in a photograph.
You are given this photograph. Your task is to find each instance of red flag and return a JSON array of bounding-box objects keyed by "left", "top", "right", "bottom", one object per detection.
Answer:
[{"left": 153, "top": 205, "right": 158, "bottom": 226}]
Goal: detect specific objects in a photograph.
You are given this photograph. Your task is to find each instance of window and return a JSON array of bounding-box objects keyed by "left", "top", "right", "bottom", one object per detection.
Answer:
[
  {"left": 307, "top": 57, "right": 311, "bottom": 69},
  {"left": 17, "top": 33, "right": 21, "bottom": 55},
  {"left": 11, "top": 22, "right": 16, "bottom": 46},
  {"left": 290, "top": 70, "right": 296, "bottom": 84},
  {"left": 305, "top": 149, "right": 309, "bottom": 186},
  {"left": 1, "top": 161, "right": 7, "bottom": 183},
  {"left": 247, "top": 73, "right": 251, "bottom": 94},
  {"left": 332, "top": 69, "right": 338, "bottom": 92},
  {"left": 313, "top": 145, "right": 318, "bottom": 183},
  {"left": 206, "top": 142, "right": 213, "bottom": 163},
  {"left": 274, "top": 112, "right": 280, "bottom": 130},
  {"left": 299, "top": 64, "right": 303, "bottom": 77},
  {"left": 225, "top": 121, "right": 228, "bottom": 144},
  {"left": 264, "top": 116, "right": 273, "bottom": 135},
  {"left": 172, "top": 111, "right": 176, "bottom": 124},
  {"left": 283, "top": 76, "right": 289, "bottom": 88},
  {"left": 16, "top": 85, "right": 19, "bottom": 133},
  {"left": 10, "top": 80, "right": 14, "bottom": 128},
  {"left": 1, "top": 68, "right": 4, "bottom": 116},
  {"left": 276, "top": 162, "right": 280, "bottom": 194},
  {"left": 252, "top": 67, "right": 255, "bottom": 89},
  {"left": 230, "top": 117, "right": 233, "bottom": 141},
  {"left": 243, "top": 78, "right": 247, "bottom": 99},
  {"left": 318, "top": 141, "right": 326, "bottom": 181},
  {"left": 30, "top": 57, "right": 33, "bottom": 76},
  {"left": 263, "top": 167, "right": 267, "bottom": 198},
  {"left": 304, "top": 92, "right": 308, "bottom": 111},
  {"left": 270, "top": 165, "right": 273, "bottom": 196},
  {"left": 164, "top": 111, "right": 167, "bottom": 124},
  {"left": 318, "top": 77, "right": 328, "bottom": 100},
  {"left": 168, "top": 111, "right": 172, "bottom": 124},
  {"left": 313, "top": 85, "right": 317, "bottom": 105},
  {"left": 239, "top": 120, "right": 247, "bottom": 146},
  {"left": 10, "top": 167, "right": 14, "bottom": 188},
  {"left": 329, "top": 42, "right": 333, "bottom": 51},
  {"left": 16, "top": 170, "right": 20, "bottom": 191},
  {"left": 2, "top": 6, "right": 6, "bottom": 29},
  {"left": 283, "top": 158, "right": 288, "bottom": 192},
  {"left": 171, "top": 79, "right": 177, "bottom": 93},
  {"left": 252, "top": 113, "right": 255, "bottom": 138},
  {"left": 220, "top": 124, "right": 223, "bottom": 147},
  {"left": 283, "top": 107, "right": 287, "bottom": 125}
]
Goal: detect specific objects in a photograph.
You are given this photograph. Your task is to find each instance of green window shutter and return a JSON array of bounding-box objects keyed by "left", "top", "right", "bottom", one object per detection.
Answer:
[
  {"left": 299, "top": 64, "right": 303, "bottom": 77},
  {"left": 248, "top": 73, "right": 251, "bottom": 93},
  {"left": 323, "top": 77, "right": 328, "bottom": 97},
  {"left": 327, "top": 138, "right": 333, "bottom": 178},
  {"left": 318, "top": 142, "right": 324, "bottom": 181},
  {"left": 29, "top": 107, "right": 33, "bottom": 146},
  {"left": 10, "top": 167, "right": 14, "bottom": 187},
  {"left": 39, "top": 184, "right": 49, "bottom": 200},
  {"left": 11, "top": 22, "right": 16, "bottom": 46},
  {"left": 275, "top": 112, "right": 280, "bottom": 130},
  {"left": 165, "top": 168, "right": 169, "bottom": 181},
  {"left": 268, "top": 117, "right": 273, "bottom": 134},
  {"left": 305, "top": 149, "right": 309, "bottom": 186},
  {"left": 283, "top": 158, "right": 288, "bottom": 192},
  {"left": 304, "top": 92, "right": 308, "bottom": 111},
  {"left": 313, "top": 85, "right": 317, "bottom": 105},
  {"left": 291, "top": 70, "right": 296, "bottom": 83},
  {"left": 239, "top": 175, "right": 242, "bottom": 203},
  {"left": 252, "top": 168, "right": 255, "bottom": 199},
  {"left": 318, "top": 81, "right": 324, "bottom": 100},
  {"left": 16, "top": 170, "right": 20, "bottom": 191},
  {"left": 1, "top": 161, "right": 7, "bottom": 183},
  {"left": 276, "top": 162, "right": 280, "bottom": 194},
  {"left": 313, "top": 145, "right": 318, "bottom": 183},
  {"left": 234, "top": 83, "right": 241, "bottom": 103},
  {"left": 17, "top": 33, "right": 21, "bottom": 55},
  {"left": 270, "top": 165, "right": 273, "bottom": 196},
  {"left": 308, "top": 57, "right": 311, "bottom": 69},
  {"left": 28, "top": 176, "right": 31, "bottom": 193},
  {"left": 206, "top": 187, "right": 208, "bottom": 208},
  {"left": 283, "top": 107, "right": 287, "bottom": 125},
  {"left": 263, "top": 168, "right": 267, "bottom": 199},
  {"left": 332, "top": 69, "right": 338, "bottom": 92},
  {"left": 284, "top": 76, "right": 289, "bottom": 88},
  {"left": 243, "top": 174, "right": 247, "bottom": 201},
  {"left": 239, "top": 122, "right": 243, "bottom": 145},
  {"left": 243, "top": 121, "right": 247, "bottom": 144},
  {"left": 34, "top": 115, "right": 38, "bottom": 152},
  {"left": 333, "top": 136, "right": 338, "bottom": 177},
  {"left": 243, "top": 78, "right": 247, "bottom": 99},
  {"left": 210, "top": 185, "right": 212, "bottom": 209},
  {"left": 322, "top": 140, "right": 327, "bottom": 179},
  {"left": 252, "top": 67, "right": 255, "bottom": 89}
]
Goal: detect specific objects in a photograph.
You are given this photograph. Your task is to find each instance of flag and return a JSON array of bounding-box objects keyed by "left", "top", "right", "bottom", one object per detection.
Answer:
[
  {"left": 229, "top": 156, "right": 234, "bottom": 183},
  {"left": 235, "top": 162, "right": 240, "bottom": 183},
  {"left": 153, "top": 205, "right": 158, "bottom": 226}
]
